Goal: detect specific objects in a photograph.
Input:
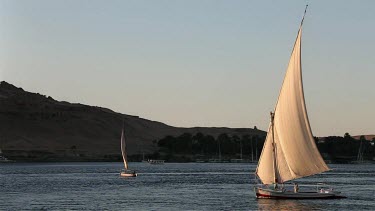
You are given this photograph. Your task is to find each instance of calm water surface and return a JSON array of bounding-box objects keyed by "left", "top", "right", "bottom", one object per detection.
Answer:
[{"left": 1, "top": 162, "right": 374, "bottom": 210}]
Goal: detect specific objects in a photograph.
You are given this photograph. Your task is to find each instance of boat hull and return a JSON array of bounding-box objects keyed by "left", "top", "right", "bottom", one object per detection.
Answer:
[
  {"left": 120, "top": 172, "right": 137, "bottom": 177},
  {"left": 0, "top": 160, "right": 15, "bottom": 163},
  {"left": 255, "top": 188, "right": 345, "bottom": 199}
]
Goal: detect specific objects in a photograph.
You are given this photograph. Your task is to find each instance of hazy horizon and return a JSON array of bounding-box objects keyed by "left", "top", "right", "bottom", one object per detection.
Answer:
[{"left": 1, "top": 0, "right": 374, "bottom": 137}]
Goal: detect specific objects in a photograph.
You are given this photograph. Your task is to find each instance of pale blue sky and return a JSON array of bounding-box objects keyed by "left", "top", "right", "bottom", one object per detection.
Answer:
[{"left": 0, "top": 0, "right": 374, "bottom": 136}]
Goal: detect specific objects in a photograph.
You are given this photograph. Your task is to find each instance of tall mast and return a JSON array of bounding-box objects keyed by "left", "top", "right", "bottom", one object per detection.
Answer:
[
  {"left": 240, "top": 139, "right": 243, "bottom": 160},
  {"left": 218, "top": 139, "right": 221, "bottom": 161},
  {"left": 270, "top": 112, "right": 277, "bottom": 184},
  {"left": 357, "top": 138, "right": 363, "bottom": 162},
  {"left": 251, "top": 139, "right": 254, "bottom": 162},
  {"left": 301, "top": 4, "right": 308, "bottom": 26}
]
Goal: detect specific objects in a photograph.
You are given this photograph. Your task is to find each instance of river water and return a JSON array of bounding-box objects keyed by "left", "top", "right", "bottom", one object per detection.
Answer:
[{"left": 1, "top": 162, "right": 374, "bottom": 210}]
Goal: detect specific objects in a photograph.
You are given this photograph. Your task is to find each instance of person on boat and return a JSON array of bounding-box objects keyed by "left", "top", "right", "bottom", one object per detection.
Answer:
[
  {"left": 272, "top": 178, "right": 280, "bottom": 190},
  {"left": 272, "top": 183, "right": 278, "bottom": 190},
  {"left": 294, "top": 183, "right": 299, "bottom": 193}
]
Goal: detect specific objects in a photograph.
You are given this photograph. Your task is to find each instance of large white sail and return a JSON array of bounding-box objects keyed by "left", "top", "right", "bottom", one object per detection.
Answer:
[
  {"left": 120, "top": 129, "right": 128, "bottom": 170},
  {"left": 256, "top": 24, "right": 329, "bottom": 184}
]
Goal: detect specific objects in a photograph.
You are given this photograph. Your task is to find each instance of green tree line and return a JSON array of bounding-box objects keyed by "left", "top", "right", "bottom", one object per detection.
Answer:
[
  {"left": 155, "top": 132, "right": 375, "bottom": 163},
  {"left": 316, "top": 133, "right": 375, "bottom": 163},
  {"left": 157, "top": 132, "right": 265, "bottom": 162}
]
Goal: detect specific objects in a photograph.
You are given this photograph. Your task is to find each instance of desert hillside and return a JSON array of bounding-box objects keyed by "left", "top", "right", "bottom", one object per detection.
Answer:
[{"left": 0, "top": 81, "right": 265, "bottom": 161}]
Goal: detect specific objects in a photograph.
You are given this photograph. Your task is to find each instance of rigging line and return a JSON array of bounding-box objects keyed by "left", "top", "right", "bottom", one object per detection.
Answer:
[{"left": 301, "top": 4, "right": 308, "bottom": 26}]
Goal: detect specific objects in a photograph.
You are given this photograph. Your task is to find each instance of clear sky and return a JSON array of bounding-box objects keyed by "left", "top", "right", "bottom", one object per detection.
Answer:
[{"left": 0, "top": 0, "right": 374, "bottom": 137}]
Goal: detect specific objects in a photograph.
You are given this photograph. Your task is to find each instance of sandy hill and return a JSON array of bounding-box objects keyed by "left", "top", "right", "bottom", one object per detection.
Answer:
[{"left": 0, "top": 81, "right": 265, "bottom": 161}]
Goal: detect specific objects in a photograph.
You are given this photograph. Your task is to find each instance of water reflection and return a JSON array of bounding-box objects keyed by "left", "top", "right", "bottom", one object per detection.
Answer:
[{"left": 257, "top": 199, "right": 321, "bottom": 211}]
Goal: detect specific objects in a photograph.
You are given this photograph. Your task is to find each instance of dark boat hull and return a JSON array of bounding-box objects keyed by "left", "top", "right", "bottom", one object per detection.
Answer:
[{"left": 255, "top": 188, "right": 346, "bottom": 199}]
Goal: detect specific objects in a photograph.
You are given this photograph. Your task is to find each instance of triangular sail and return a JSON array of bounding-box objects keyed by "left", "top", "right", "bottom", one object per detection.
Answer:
[
  {"left": 120, "top": 128, "right": 128, "bottom": 170},
  {"left": 256, "top": 21, "right": 329, "bottom": 184}
]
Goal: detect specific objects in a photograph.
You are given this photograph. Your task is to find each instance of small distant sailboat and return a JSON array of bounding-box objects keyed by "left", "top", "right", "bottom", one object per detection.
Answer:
[
  {"left": 148, "top": 159, "right": 165, "bottom": 164},
  {"left": 119, "top": 127, "right": 137, "bottom": 177},
  {"left": 356, "top": 138, "right": 364, "bottom": 163},
  {"left": 141, "top": 152, "right": 148, "bottom": 163},
  {"left": 0, "top": 148, "right": 14, "bottom": 163},
  {"left": 254, "top": 5, "right": 345, "bottom": 199}
]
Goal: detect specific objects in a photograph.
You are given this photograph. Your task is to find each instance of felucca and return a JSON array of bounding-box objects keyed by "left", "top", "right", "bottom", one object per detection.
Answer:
[
  {"left": 120, "top": 126, "right": 137, "bottom": 177},
  {"left": 254, "top": 5, "right": 345, "bottom": 199}
]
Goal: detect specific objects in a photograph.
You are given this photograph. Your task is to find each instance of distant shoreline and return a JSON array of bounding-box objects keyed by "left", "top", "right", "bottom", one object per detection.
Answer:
[{"left": 2, "top": 159, "right": 374, "bottom": 164}]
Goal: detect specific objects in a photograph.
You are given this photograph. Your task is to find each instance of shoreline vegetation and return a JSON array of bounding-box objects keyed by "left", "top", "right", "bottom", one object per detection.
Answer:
[
  {"left": 147, "top": 132, "right": 375, "bottom": 164},
  {"left": 3, "top": 133, "right": 374, "bottom": 164}
]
